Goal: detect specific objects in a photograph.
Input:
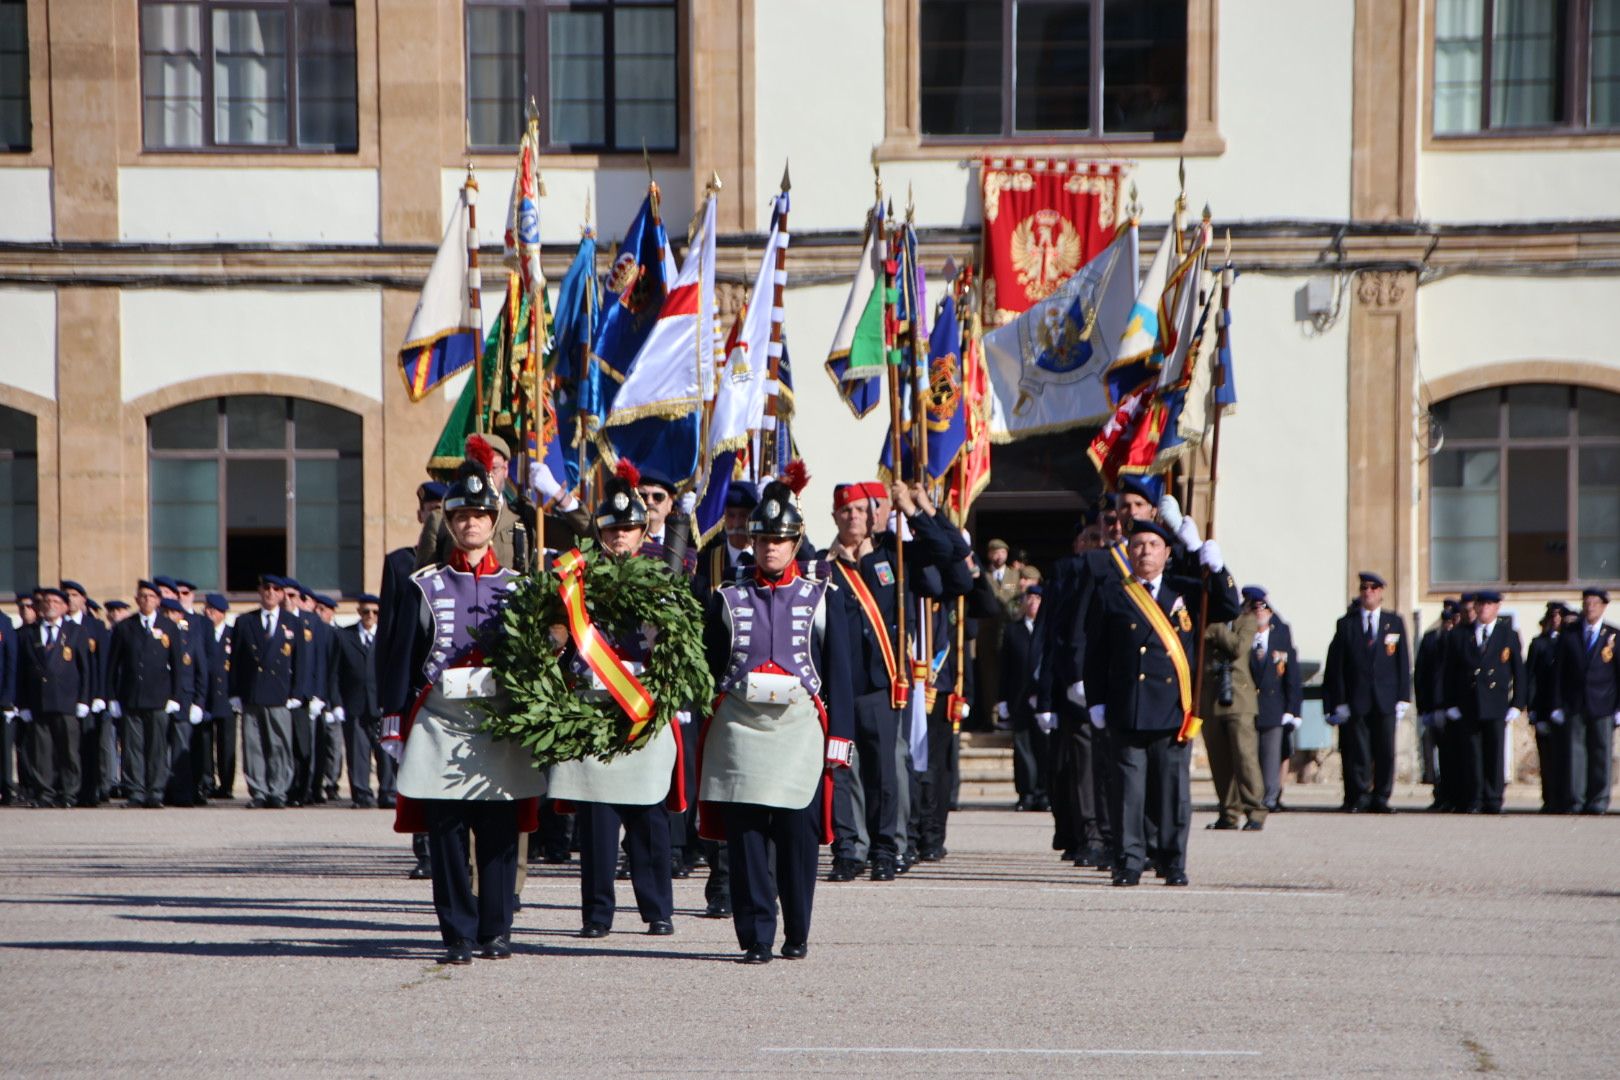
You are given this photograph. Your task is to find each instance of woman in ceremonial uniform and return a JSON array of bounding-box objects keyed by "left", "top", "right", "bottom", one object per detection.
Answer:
[
  {"left": 698, "top": 465, "right": 856, "bottom": 964},
  {"left": 546, "top": 462, "right": 685, "bottom": 940},
  {"left": 381, "top": 440, "right": 544, "bottom": 965}
]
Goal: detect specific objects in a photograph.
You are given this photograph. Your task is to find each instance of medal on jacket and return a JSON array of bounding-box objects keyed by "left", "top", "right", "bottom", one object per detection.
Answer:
[
  {"left": 183, "top": 653, "right": 193, "bottom": 666},
  {"left": 62, "top": 644, "right": 73, "bottom": 661},
  {"left": 1603, "top": 637, "right": 1615, "bottom": 664},
  {"left": 1176, "top": 608, "right": 1192, "bottom": 633},
  {"left": 1499, "top": 646, "right": 1510, "bottom": 663},
  {"left": 1384, "top": 632, "right": 1398, "bottom": 656},
  {"left": 303, "top": 627, "right": 313, "bottom": 642},
  {"left": 160, "top": 633, "right": 171, "bottom": 648},
  {"left": 88, "top": 637, "right": 97, "bottom": 654},
  {"left": 281, "top": 641, "right": 292, "bottom": 656}
]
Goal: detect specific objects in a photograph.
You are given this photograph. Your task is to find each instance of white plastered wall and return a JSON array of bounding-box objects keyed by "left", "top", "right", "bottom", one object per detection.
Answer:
[
  {"left": 0, "top": 168, "right": 53, "bottom": 241},
  {"left": 119, "top": 168, "right": 381, "bottom": 243},
  {"left": 441, "top": 167, "right": 697, "bottom": 248},
  {"left": 1417, "top": 276, "right": 1620, "bottom": 384},
  {"left": 1420, "top": 149, "right": 1620, "bottom": 223},
  {"left": 0, "top": 287, "right": 57, "bottom": 400}
]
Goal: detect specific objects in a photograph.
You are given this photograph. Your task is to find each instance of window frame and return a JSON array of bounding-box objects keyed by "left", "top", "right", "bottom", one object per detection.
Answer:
[
  {"left": 0, "top": 403, "right": 39, "bottom": 602},
  {"left": 1428, "top": 384, "right": 1620, "bottom": 590},
  {"left": 147, "top": 396, "right": 363, "bottom": 598},
  {"left": 462, "top": 0, "right": 682, "bottom": 156},
  {"left": 136, "top": 0, "right": 361, "bottom": 155},
  {"left": 1429, "top": 0, "right": 1620, "bottom": 145},
  {"left": 0, "top": 0, "right": 30, "bottom": 154}
]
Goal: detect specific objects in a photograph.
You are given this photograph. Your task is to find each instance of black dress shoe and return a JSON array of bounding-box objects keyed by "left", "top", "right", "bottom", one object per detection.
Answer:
[
  {"left": 378, "top": 796, "right": 397, "bottom": 809},
  {"left": 826, "top": 858, "right": 858, "bottom": 883},
  {"left": 781, "top": 942, "right": 808, "bottom": 960},
  {"left": 408, "top": 861, "right": 431, "bottom": 880},
  {"left": 918, "top": 847, "right": 945, "bottom": 862},
  {"left": 739, "top": 945, "right": 772, "bottom": 965},
  {"left": 1164, "top": 870, "right": 1190, "bottom": 886},
  {"left": 1060, "top": 847, "right": 1079, "bottom": 861},
  {"left": 143, "top": 799, "right": 163, "bottom": 809},
  {"left": 1013, "top": 797, "right": 1033, "bottom": 812},
  {"left": 703, "top": 899, "right": 732, "bottom": 918},
  {"left": 123, "top": 799, "right": 144, "bottom": 809},
  {"left": 1075, "top": 846, "right": 1109, "bottom": 869},
  {"left": 1242, "top": 820, "right": 1265, "bottom": 831},
  {"left": 1112, "top": 868, "right": 1141, "bottom": 887},
  {"left": 441, "top": 941, "right": 473, "bottom": 965},
  {"left": 1367, "top": 803, "right": 1395, "bottom": 814},
  {"left": 870, "top": 859, "right": 897, "bottom": 882},
  {"left": 1271, "top": 800, "right": 1289, "bottom": 813},
  {"left": 647, "top": 919, "right": 674, "bottom": 936},
  {"left": 246, "top": 797, "right": 266, "bottom": 809},
  {"left": 671, "top": 860, "right": 691, "bottom": 879},
  {"left": 265, "top": 796, "right": 286, "bottom": 809},
  {"left": 579, "top": 921, "right": 610, "bottom": 939},
  {"left": 479, "top": 934, "right": 512, "bottom": 959},
  {"left": 1206, "top": 819, "right": 1239, "bottom": 830},
  {"left": 1343, "top": 802, "right": 1364, "bottom": 814}
]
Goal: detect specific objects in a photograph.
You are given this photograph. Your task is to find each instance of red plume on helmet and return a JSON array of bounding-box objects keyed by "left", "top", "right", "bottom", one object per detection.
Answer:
[
  {"left": 614, "top": 458, "right": 641, "bottom": 489},
  {"left": 782, "top": 459, "right": 809, "bottom": 497},
  {"left": 465, "top": 434, "right": 497, "bottom": 473}
]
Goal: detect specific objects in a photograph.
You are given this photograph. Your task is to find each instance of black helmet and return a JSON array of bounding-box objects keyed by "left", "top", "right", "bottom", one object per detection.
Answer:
[
  {"left": 595, "top": 460, "right": 649, "bottom": 532},
  {"left": 748, "top": 461, "right": 809, "bottom": 539},
  {"left": 442, "top": 436, "right": 503, "bottom": 515}
]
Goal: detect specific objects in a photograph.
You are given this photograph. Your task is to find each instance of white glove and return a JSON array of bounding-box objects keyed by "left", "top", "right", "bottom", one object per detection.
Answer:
[
  {"left": 678, "top": 491, "right": 697, "bottom": 515},
  {"left": 1088, "top": 704, "right": 1106, "bottom": 730},
  {"left": 1, "top": 709, "right": 12, "bottom": 721},
  {"left": 229, "top": 696, "right": 243, "bottom": 713},
  {"left": 1445, "top": 706, "right": 1462, "bottom": 721},
  {"left": 825, "top": 736, "right": 853, "bottom": 768},
  {"left": 996, "top": 701, "right": 1009, "bottom": 720},
  {"left": 1176, "top": 516, "right": 1202, "bottom": 553},
  {"left": 1505, "top": 707, "right": 1521, "bottom": 724},
  {"left": 309, "top": 697, "right": 325, "bottom": 718},
  {"left": 108, "top": 700, "right": 123, "bottom": 720},
  {"left": 325, "top": 713, "right": 341, "bottom": 725},
  {"left": 1282, "top": 712, "right": 1300, "bottom": 728},
  {"left": 1157, "top": 494, "right": 1185, "bottom": 533},
  {"left": 92, "top": 698, "right": 106, "bottom": 714},
  {"left": 381, "top": 737, "right": 403, "bottom": 764},
  {"left": 1198, "top": 540, "right": 1223, "bottom": 573},
  {"left": 287, "top": 698, "right": 304, "bottom": 710},
  {"left": 675, "top": 709, "right": 693, "bottom": 726},
  {"left": 189, "top": 704, "right": 203, "bottom": 724},
  {"left": 1035, "top": 711, "right": 1058, "bottom": 734},
  {"left": 1551, "top": 708, "right": 1565, "bottom": 724},
  {"left": 17, "top": 709, "right": 31, "bottom": 723},
  {"left": 534, "top": 466, "right": 564, "bottom": 502},
  {"left": 1613, "top": 712, "right": 1620, "bottom": 728},
  {"left": 1065, "top": 681, "right": 1087, "bottom": 708},
  {"left": 1395, "top": 702, "right": 1409, "bottom": 722},
  {"left": 1332, "top": 704, "right": 1350, "bottom": 722},
  {"left": 333, "top": 706, "right": 347, "bottom": 722},
  {"left": 75, "top": 702, "right": 90, "bottom": 719},
  {"left": 164, "top": 699, "right": 180, "bottom": 714}
]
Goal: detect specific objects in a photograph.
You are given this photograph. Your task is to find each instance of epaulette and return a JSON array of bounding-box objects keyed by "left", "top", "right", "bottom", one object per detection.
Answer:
[
  {"left": 804, "top": 558, "right": 833, "bottom": 582},
  {"left": 408, "top": 564, "right": 440, "bottom": 582}
]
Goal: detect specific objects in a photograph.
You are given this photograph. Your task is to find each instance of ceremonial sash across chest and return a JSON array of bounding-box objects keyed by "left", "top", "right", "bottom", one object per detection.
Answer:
[
  {"left": 555, "top": 548, "right": 656, "bottom": 743},
  {"left": 832, "top": 560, "right": 908, "bottom": 710},
  {"left": 1122, "top": 576, "right": 1201, "bottom": 743}
]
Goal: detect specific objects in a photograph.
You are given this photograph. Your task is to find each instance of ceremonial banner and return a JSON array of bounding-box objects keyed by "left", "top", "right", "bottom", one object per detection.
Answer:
[
  {"left": 399, "top": 185, "right": 480, "bottom": 402},
  {"left": 984, "top": 223, "right": 1139, "bottom": 442},
  {"left": 981, "top": 159, "right": 1127, "bottom": 328},
  {"left": 824, "top": 200, "right": 887, "bottom": 418},
  {"left": 945, "top": 299, "right": 992, "bottom": 525}
]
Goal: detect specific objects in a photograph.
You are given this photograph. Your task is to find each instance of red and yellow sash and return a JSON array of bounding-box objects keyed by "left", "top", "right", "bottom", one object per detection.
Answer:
[
  {"left": 555, "top": 548, "right": 656, "bottom": 743},
  {"left": 1122, "top": 576, "right": 1201, "bottom": 743},
  {"left": 832, "top": 560, "right": 908, "bottom": 710}
]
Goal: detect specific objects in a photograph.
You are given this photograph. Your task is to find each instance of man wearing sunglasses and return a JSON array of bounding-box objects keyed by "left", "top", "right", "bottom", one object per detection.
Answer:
[
  {"left": 634, "top": 465, "right": 698, "bottom": 578},
  {"left": 1325, "top": 572, "right": 1412, "bottom": 814}
]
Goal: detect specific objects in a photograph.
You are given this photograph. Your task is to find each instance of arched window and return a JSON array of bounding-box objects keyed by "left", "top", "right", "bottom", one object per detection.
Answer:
[
  {"left": 1430, "top": 384, "right": 1620, "bottom": 587},
  {"left": 148, "top": 395, "right": 362, "bottom": 594},
  {"left": 0, "top": 403, "right": 38, "bottom": 598}
]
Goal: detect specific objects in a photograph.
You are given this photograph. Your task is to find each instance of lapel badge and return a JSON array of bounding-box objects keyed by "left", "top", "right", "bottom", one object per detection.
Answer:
[
  {"left": 282, "top": 642, "right": 293, "bottom": 656},
  {"left": 160, "top": 633, "right": 171, "bottom": 649},
  {"left": 62, "top": 644, "right": 73, "bottom": 661},
  {"left": 1176, "top": 608, "right": 1192, "bottom": 633},
  {"left": 1499, "top": 646, "right": 1510, "bottom": 663}
]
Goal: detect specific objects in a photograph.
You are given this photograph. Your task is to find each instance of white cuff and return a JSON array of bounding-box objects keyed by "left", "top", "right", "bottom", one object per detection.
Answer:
[
  {"left": 1087, "top": 704, "right": 1106, "bottom": 729},
  {"left": 1065, "top": 681, "right": 1087, "bottom": 708},
  {"left": 164, "top": 700, "right": 180, "bottom": 714},
  {"left": 825, "top": 736, "right": 853, "bottom": 768}
]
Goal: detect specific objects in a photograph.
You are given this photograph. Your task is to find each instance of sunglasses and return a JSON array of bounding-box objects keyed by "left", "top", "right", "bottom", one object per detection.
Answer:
[
  {"left": 1359, "top": 583, "right": 1382, "bottom": 592},
  {"left": 358, "top": 607, "right": 379, "bottom": 616},
  {"left": 637, "top": 489, "right": 669, "bottom": 504}
]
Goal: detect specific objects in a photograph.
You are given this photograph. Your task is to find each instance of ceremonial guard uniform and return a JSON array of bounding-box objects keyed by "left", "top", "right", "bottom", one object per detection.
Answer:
[
  {"left": 698, "top": 469, "right": 856, "bottom": 962},
  {"left": 1552, "top": 588, "right": 1619, "bottom": 815},
  {"left": 1440, "top": 590, "right": 1523, "bottom": 814},
  {"left": 229, "top": 575, "right": 304, "bottom": 808},
  {"left": 17, "top": 588, "right": 94, "bottom": 807},
  {"left": 1089, "top": 519, "right": 1240, "bottom": 886},
  {"left": 546, "top": 464, "right": 684, "bottom": 939},
  {"left": 382, "top": 449, "right": 543, "bottom": 964},
  {"left": 1325, "top": 572, "right": 1412, "bottom": 813},
  {"left": 107, "top": 585, "right": 187, "bottom": 808},
  {"left": 1524, "top": 603, "right": 1568, "bottom": 813}
]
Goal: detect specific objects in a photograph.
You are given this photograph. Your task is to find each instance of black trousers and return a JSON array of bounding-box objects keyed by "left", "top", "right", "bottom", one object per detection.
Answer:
[
  {"left": 722, "top": 784, "right": 823, "bottom": 951},
  {"left": 77, "top": 713, "right": 109, "bottom": 805},
  {"left": 121, "top": 709, "right": 170, "bottom": 804},
  {"left": 289, "top": 706, "right": 316, "bottom": 804},
  {"left": 424, "top": 799, "right": 519, "bottom": 946},
  {"left": 1051, "top": 709, "right": 1114, "bottom": 854},
  {"left": 0, "top": 715, "right": 21, "bottom": 802},
  {"left": 672, "top": 719, "right": 702, "bottom": 859},
  {"left": 1437, "top": 714, "right": 1467, "bottom": 809},
  {"left": 188, "top": 718, "right": 215, "bottom": 800},
  {"left": 1010, "top": 709, "right": 1049, "bottom": 800},
  {"left": 576, "top": 801, "right": 673, "bottom": 928},
  {"left": 916, "top": 705, "right": 957, "bottom": 853},
  {"left": 1340, "top": 711, "right": 1395, "bottom": 808},
  {"left": 1566, "top": 712, "right": 1614, "bottom": 814},
  {"left": 1112, "top": 728, "right": 1190, "bottom": 874},
  {"left": 163, "top": 717, "right": 199, "bottom": 806},
  {"left": 213, "top": 713, "right": 238, "bottom": 796},
  {"left": 345, "top": 714, "right": 392, "bottom": 803},
  {"left": 28, "top": 711, "right": 82, "bottom": 806},
  {"left": 1535, "top": 721, "right": 1567, "bottom": 812},
  {"left": 832, "top": 690, "right": 901, "bottom": 864}
]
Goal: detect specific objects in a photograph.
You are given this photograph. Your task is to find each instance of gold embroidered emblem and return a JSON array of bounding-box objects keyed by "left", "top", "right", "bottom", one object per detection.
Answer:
[
  {"left": 160, "top": 633, "right": 170, "bottom": 649},
  {"left": 1500, "top": 646, "right": 1510, "bottom": 663},
  {"left": 88, "top": 638, "right": 97, "bottom": 654},
  {"left": 1010, "top": 209, "right": 1083, "bottom": 301},
  {"left": 1175, "top": 608, "right": 1192, "bottom": 633},
  {"left": 183, "top": 653, "right": 192, "bottom": 666}
]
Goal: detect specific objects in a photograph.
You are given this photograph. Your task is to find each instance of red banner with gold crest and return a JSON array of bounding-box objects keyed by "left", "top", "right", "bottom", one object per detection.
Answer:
[{"left": 980, "top": 159, "right": 1126, "bottom": 328}]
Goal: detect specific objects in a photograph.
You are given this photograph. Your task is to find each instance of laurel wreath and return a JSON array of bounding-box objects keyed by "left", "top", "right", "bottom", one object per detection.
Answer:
[{"left": 483, "top": 541, "right": 714, "bottom": 770}]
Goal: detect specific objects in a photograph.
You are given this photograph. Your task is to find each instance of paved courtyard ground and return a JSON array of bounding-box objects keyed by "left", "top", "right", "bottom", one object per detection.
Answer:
[{"left": 1, "top": 786, "right": 1616, "bottom": 1078}]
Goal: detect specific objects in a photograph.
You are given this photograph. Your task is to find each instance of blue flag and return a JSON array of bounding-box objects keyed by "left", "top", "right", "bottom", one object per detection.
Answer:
[
  {"left": 550, "top": 232, "right": 600, "bottom": 488},
  {"left": 879, "top": 294, "right": 965, "bottom": 483},
  {"left": 591, "top": 194, "right": 671, "bottom": 414}
]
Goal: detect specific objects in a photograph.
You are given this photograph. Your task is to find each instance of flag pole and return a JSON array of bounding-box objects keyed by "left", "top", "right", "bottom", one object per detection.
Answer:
[
  {"left": 464, "top": 166, "right": 485, "bottom": 430},
  {"left": 524, "top": 100, "right": 547, "bottom": 559},
  {"left": 902, "top": 191, "right": 933, "bottom": 713},
  {"left": 762, "top": 162, "right": 791, "bottom": 478},
  {"left": 697, "top": 171, "right": 723, "bottom": 495},
  {"left": 876, "top": 157, "right": 909, "bottom": 710}
]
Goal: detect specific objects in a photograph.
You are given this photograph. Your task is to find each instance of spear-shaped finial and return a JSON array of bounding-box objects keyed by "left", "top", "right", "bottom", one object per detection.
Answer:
[
  {"left": 871, "top": 146, "right": 883, "bottom": 203},
  {"left": 1178, "top": 156, "right": 1186, "bottom": 194},
  {"left": 706, "top": 170, "right": 724, "bottom": 195},
  {"left": 525, "top": 96, "right": 539, "bottom": 125},
  {"left": 780, "top": 159, "right": 792, "bottom": 193},
  {"left": 1202, "top": 201, "right": 1212, "bottom": 222},
  {"left": 906, "top": 182, "right": 915, "bottom": 223},
  {"left": 642, "top": 140, "right": 654, "bottom": 184},
  {"left": 1126, "top": 181, "right": 1142, "bottom": 223},
  {"left": 583, "top": 190, "right": 593, "bottom": 237}
]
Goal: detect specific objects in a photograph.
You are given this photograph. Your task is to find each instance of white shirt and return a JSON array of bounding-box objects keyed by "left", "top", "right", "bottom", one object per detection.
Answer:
[
  {"left": 1362, "top": 607, "right": 1381, "bottom": 638},
  {"left": 214, "top": 623, "right": 227, "bottom": 643},
  {"left": 260, "top": 608, "right": 278, "bottom": 635},
  {"left": 42, "top": 619, "right": 64, "bottom": 644},
  {"left": 1022, "top": 616, "right": 1035, "bottom": 634},
  {"left": 360, "top": 627, "right": 375, "bottom": 649},
  {"left": 1136, "top": 575, "right": 1163, "bottom": 600},
  {"left": 1254, "top": 626, "right": 1271, "bottom": 656},
  {"left": 1476, "top": 620, "right": 1496, "bottom": 647}
]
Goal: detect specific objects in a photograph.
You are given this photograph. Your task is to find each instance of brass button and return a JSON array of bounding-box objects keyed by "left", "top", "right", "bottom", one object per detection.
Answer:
[
  {"left": 1139, "top": 646, "right": 1147, "bottom": 655},
  {"left": 1138, "top": 674, "right": 1145, "bottom": 681}
]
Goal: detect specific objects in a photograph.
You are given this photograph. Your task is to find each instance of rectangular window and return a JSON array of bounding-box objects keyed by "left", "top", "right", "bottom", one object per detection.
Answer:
[
  {"left": 919, "top": 0, "right": 1187, "bottom": 140},
  {"left": 1578, "top": 446, "right": 1620, "bottom": 578},
  {"left": 139, "top": 0, "right": 358, "bottom": 151},
  {"left": 1432, "top": 447, "right": 1502, "bottom": 583},
  {"left": 0, "top": 405, "right": 38, "bottom": 597},
  {"left": 0, "top": 0, "right": 29, "bottom": 152},
  {"left": 151, "top": 458, "right": 223, "bottom": 591},
  {"left": 1434, "top": 0, "right": 1619, "bottom": 134},
  {"left": 464, "top": 1, "right": 679, "bottom": 153}
]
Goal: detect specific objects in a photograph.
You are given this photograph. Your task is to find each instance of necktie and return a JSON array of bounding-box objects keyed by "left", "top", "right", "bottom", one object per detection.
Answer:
[
  {"left": 1365, "top": 614, "right": 1374, "bottom": 645},
  {"left": 1254, "top": 634, "right": 1265, "bottom": 660},
  {"left": 264, "top": 612, "right": 272, "bottom": 634},
  {"left": 1589, "top": 627, "right": 1599, "bottom": 653},
  {"left": 47, "top": 625, "right": 57, "bottom": 646},
  {"left": 362, "top": 631, "right": 373, "bottom": 651},
  {"left": 1477, "top": 626, "right": 1486, "bottom": 649}
]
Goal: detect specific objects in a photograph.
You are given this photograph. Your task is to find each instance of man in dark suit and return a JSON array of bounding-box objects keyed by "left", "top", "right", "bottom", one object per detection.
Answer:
[
  {"left": 151, "top": 594, "right": 207, "bottom": 805},
  {"left": 1525, "top": 602, "right": 1570, "bottom": 813},
  {"left": 1552, "top": 587, "right": 1619, "bottom": 815},
  {"left": 61, "top": 581, "right": 111, "bottom": 805},
  {"left": 1000, "top": 584, "right": 1047, "bottom": 812},
  {"left": 1089, "top": 519, "right": 1240, "bottom": 886},
  {"left": 17, "top": 586, "right": 94, "bottom": 807},
  {"left": 106, "top": 581, "right": 186, "bottom": 808},
  {"left": 0, "top": 611, "right": 19, "bottom": 805},
  {"left": 1326, "top": 571, "right": 1412, "bottom": 813},
  {"left": 230, "top": 574, "right": 304, "bottom": 808},
  {"left": 307, "top": 593, "right": 346, "bottom": 803},
  {"left": 1440, "top": 589, "right": 1524, "bottom": 814},
  {"left": 279, "top": 580, "right": 322, "bottom": 806},
  {"left": 1240, "top": 588, "right": 1303, "bottom": 813},
  {"left": 332, "top": 592, "right": 388, "bottom": 808},
  {"left": 198, "top": 594, "right": 236, "bottom": 797},
  {"left": 1415, "top": 598, "right": 1461, "bottom": 810}
]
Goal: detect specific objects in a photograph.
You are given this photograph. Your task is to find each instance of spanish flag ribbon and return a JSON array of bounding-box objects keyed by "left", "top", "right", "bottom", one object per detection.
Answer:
[
  {"left": 1120, "top": 575, "right": 1201, "bottom": 744},
  {"left": 555, "top": 549, "right": 656, "bottom": 743}
]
